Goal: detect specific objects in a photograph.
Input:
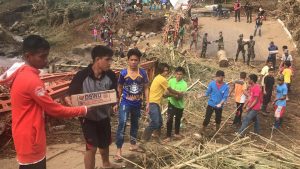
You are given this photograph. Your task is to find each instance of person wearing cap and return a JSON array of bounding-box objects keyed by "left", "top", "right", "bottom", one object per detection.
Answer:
[
  {"left": 246, "top": 35, "right": 255, "bottom": 65},
  {"left": 273, "top": 76, "right": 288, "bottom": 129},
  {"left": 235, "top": 34, "right": 246, "bottom": 62},
  {"left": 200, "top": 70, "right": 229, "bottom": 134},
  {"left": 279, "top": 45, "right": 293, "bottom": 73},
  {"left": 200, "top": 33, "right": 211, "bottom": 58},
  {"left": 214, "top": 31, "right": 224, "bottom": 50}
]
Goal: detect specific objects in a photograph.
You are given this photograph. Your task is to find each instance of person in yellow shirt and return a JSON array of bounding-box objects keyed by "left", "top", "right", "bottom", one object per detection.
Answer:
[
  {"left": 142, "top": 63, "right": 183, "bottom": 142},
  {"left": 282, "top": 61, "right": 293, "bottom": 100}
]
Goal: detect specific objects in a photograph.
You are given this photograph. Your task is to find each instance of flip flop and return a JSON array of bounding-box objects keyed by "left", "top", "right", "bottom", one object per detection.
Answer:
[
  {"left": 100, "top": 163, "right": 126, "bottom": 169},
  {"left": 113, "top": 155, "right": 123, "bottom": 163}
]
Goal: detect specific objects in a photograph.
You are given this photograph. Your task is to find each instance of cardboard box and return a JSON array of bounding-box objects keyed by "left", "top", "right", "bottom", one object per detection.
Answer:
[{"left": 71, "top": 90, "right": 117, "bottom": 107}]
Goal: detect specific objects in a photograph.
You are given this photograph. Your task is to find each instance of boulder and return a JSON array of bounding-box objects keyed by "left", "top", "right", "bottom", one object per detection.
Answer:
[
  {"left": 117, "top": 28, "right": 124, "bottom": 38},
  {"left": 132, "top": 36, "right": 139, "bottom": 42},
  {"left": 126, "top": 32, "right": 133, "bottom": 38},
  {"left": 135, "top": 31, "right": 141, "bottom": 37},
  {"left": 141, "top": 32, "right": 146, "bottom": 36}
]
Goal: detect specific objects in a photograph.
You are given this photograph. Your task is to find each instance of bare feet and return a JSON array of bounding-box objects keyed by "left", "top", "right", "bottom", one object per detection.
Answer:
[
  {"left": 163, "top": 137, "right": 171, "bottom": 143},
  {"left": 174, "top": 134, "right": 183, "bottom": 139}
]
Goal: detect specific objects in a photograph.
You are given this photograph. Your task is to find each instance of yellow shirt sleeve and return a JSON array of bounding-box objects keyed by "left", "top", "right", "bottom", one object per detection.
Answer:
[{"left": 160, "top": 76, "right": 169, "bottom": 90}]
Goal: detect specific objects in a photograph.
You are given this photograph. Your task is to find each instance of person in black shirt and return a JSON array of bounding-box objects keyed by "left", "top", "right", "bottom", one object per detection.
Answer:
[
  {"left": 66, "top": 45, "right": 122, "bottom": 169},
  {"left": 262, "top": 68, "right": 275, "bottom": 115}
]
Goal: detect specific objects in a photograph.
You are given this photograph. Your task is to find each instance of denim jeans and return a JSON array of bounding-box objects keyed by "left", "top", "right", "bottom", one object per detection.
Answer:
[
  {"left": 115, "top": 104, "right": 141, "bottom": 148},
  {"left": 238, "top": 109, "right": 260, "bottom": 135},
  {"left": 143, "top": 103, "right": 162, "bottom": 141}
]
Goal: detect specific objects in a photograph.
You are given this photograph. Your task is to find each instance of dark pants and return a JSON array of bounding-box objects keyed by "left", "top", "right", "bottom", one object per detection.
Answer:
[
  {"left": 274, "top": 118, "right": 283, "bottom": 129},
  {"left": 269, "top": 55, "right": 276, "bottom": 70},
  {"left": 200, "top": 46, "right": 207, "bottom": 58},
  {"left": 254, "top": 25, "right": 262, "bottom": 36},
  {"left": 247, "top": 50, "right": 255, "bottom": 65},
  {"left": 203, "top": 105, "right": 222, "bottom": 127},
  {"left": 233, "top": 103, "right": 244, "bottom": 125},
  {"left": 236, "top": 48, "right": 246, "bottom": 62},
  {"left": 246, "top": 10, "right": 252, "bottom": 23},
  {"left": 235, "top": 10, "right": 240, "bottom": 22},
  {"left": 19, "top": 158, "right": 46, "bottom": 169},
  {"left": 286, "top": 83, "right": 291, "bottom": 92},
  {"left": 166, "top": 103, "right": 184, "bottom": 137},
  {"left": 262, "top": 91, "right": 272, "bottom": 112}
]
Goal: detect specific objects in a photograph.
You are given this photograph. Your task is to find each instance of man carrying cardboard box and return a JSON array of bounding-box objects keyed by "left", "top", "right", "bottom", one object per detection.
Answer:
[{"left": 66, "top": 45, "right": 122, "bottom": 169}]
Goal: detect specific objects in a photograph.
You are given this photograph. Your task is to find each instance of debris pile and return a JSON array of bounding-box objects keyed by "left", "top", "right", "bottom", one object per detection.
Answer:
[{"left": 274, "top": 0, "right": 300, "bottom": 49}]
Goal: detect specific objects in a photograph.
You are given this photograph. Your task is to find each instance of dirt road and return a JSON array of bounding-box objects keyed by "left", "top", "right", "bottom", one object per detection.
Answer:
[{"left": 197, "top": 17, "right": 296, "bottom": 60}]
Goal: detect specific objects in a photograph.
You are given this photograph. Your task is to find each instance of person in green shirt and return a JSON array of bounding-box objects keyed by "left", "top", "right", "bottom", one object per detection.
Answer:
[{"left": 164, "top": 67, "right": 188, "bottom": 142}]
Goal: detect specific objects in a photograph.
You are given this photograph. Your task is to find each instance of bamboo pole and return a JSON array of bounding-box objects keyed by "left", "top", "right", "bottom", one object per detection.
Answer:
[{"left": 168, "top": 137, "right": 250, "bottom": 169}]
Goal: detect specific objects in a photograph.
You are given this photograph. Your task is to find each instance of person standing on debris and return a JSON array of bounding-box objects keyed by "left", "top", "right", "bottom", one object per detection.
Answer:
[
  {"left": 259, "top": 61, "right": 273, "bottom": 86},
  {"left": 282, "top": 61, "right": 293, "bottom": 100},
  {"left": 254, "top": 16, "right": 263, "bottom": 37},
  {"left": 244, "top": 1, "right": 253, "bottom": 23},
  {"left": 246, "top": 35, "right": 255, "bottom": 65},
  {"left": 235, "top": 34, "right": 246, "bottom": 62},
  {"left": 67, "top": 45, "right": 122, "bottom": 169},
  {"left": 200, "top": 33, "right": 211, "bottom": 58},
  {"left": 267, "top": 41, "right": 278, "bottom": 70},
  {"left": 273, "top": 76, "right": 288, "bottom": 129},
  {"left": 177, "top": 25, "right": 185, "bottom": 48},
  {"left": 114, "top": 48, "right": 149, "bottom": 162},
  {"left": 279, "top": 46, "right": 293, "bottom": 73},
  {"left": 215, "top": 31, "right": 224, "bottom": 50},
  {"left": 237, "top": 74, "right": 262, "bottom": 135},
  {"left": 190, "top": 28, "right": 199, "bottom": 51},
  {"left": 142, "top": 63, "right": 183, "bottom": 142},
  {"left": 201, "top": 70, "right": 229, "bottom": 134},
  {"left": 261, "top": 68, "right": 275, "bottom": 115},
  {"left": 164, "top": 67, "right": 188, "bottom": 142},
  {"left": 0, "top": 35, "right": 88, "bottom": 169},
  {"left": 230, "top": 72, "right": 247, "bottom": 127},
  {"left": 234, "top": 0, "right": 241, "bottom": 22}
]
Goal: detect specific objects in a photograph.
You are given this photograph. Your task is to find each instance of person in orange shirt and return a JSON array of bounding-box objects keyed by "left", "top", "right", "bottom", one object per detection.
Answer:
[{"left": 230, "top": 72, "right": 247, "bottom": 127}]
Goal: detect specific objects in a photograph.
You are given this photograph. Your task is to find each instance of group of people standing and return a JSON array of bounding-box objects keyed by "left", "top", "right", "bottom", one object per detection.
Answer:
[{"left": 234, "top": 0, "right": 265, "bottom": 37}]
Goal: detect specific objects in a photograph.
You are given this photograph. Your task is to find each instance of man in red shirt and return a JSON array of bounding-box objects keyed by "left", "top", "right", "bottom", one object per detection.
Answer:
[
  {"left": 234, "top": 0, "right": 241, "bottom": 22},
  {"left": 0, "top": 35, "right": 87, "bottom": 169},
  {"left": 237, "top": 74, "right": 262, "bottom": 135}
]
